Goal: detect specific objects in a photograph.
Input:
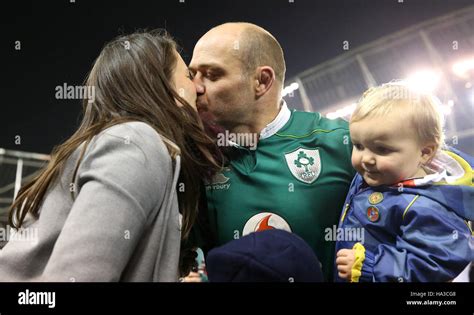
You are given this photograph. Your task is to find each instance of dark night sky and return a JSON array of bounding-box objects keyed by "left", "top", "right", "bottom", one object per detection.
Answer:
[{"left": 2, "top": 0, "right": 473, "bottom": 154}]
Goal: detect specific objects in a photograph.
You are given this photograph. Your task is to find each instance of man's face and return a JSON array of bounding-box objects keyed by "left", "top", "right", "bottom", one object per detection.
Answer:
[{"left": 189, "top": 34, "right": 255, "bottom": 131}]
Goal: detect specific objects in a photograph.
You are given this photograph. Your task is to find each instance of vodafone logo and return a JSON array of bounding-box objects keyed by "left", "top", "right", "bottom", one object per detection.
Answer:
[{"left": 242, "top": 212, "right": 292, "bottom": 236}]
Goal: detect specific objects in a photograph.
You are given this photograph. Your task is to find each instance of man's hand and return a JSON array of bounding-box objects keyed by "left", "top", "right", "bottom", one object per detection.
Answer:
[
  {"left": 336, "top": 248, "right": 356, "bottom": 281},
  {"left": 179, "top": 271, "right": 202, "bottom": 282}
]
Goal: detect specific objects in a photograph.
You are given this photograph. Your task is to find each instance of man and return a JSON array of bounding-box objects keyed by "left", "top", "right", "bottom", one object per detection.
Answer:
[{"left": 188, "top": 22, "right": 355, "bottom": 281}]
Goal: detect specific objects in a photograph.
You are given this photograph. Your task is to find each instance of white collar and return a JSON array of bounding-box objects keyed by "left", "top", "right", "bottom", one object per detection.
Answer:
[
  {"left": 420, "top": 150, "right": 465, "bottom": 184},
  {"left": 259, "top": 100, "right": 291, "bottom": 140}
]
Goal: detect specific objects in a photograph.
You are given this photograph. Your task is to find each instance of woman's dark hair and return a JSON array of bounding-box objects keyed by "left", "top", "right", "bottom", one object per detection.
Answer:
[{"left": 9, "top": 29, "right": 222, "bottom": 239}]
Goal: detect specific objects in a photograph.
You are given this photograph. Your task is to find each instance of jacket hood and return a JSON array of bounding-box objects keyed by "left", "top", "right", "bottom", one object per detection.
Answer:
[{"left": 394, "top": 150, "right": 474, "bottom": 221}]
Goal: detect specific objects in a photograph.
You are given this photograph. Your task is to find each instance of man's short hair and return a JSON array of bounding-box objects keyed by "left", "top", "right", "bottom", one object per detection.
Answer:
[{"left": 238, "top": 24, "right": 286, "bottom": 85}]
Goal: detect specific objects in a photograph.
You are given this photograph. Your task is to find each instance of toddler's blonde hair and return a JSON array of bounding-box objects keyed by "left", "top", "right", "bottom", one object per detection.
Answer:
[{"left": 350, "top": 81, "right": 445, "bottom": 150}]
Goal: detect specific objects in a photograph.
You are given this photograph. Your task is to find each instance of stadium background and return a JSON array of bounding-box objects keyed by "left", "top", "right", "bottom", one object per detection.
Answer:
[{"left": 1, "top": 1, "right": 473, "bottom": 240}]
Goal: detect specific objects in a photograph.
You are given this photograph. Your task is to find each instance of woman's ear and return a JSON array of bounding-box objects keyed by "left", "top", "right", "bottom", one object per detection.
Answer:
[
  {"left": 420, "top": 142, "right": 438, "bottom": 164},
  {"left": 255, "top": 66, "right": 275, "bottom": 97}
]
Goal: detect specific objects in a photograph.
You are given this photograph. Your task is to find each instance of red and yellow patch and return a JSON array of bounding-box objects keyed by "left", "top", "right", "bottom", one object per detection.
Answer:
[{"left": 367, "top": 206, "right": 380, "bottom": 222}]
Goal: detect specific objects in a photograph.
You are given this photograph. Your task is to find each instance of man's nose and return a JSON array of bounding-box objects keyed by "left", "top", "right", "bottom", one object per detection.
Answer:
[{"left": 193, "top": 75, "right": 205, "bottom": 95}]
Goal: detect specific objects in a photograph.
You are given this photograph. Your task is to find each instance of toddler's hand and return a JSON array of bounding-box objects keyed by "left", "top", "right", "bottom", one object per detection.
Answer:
[{"left": 336, "top": 248, "right": 356, "bottom": 281}]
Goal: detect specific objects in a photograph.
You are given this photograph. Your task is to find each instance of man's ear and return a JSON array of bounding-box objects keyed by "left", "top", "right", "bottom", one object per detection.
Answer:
[
  {"left": 420, "top": 142, "right": 438, "bottom": 164},
  {"left": 254, "top": 66, "right": 275, "bottom": 97}
]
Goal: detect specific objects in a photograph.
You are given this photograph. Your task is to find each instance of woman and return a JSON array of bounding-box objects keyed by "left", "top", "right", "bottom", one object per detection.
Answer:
[{"left": 0, "top": 30, "right": 221, "bottom": 281}]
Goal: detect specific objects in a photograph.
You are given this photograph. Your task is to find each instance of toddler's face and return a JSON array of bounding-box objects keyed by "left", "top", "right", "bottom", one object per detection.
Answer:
[{"left": 349, "top": 112, "right": 427, "bottom": 186}]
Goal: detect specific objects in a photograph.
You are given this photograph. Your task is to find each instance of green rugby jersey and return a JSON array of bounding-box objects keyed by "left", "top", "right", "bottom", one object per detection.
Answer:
[{"left": 204, "top": 106, "right": 355, "bottom": 281}]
